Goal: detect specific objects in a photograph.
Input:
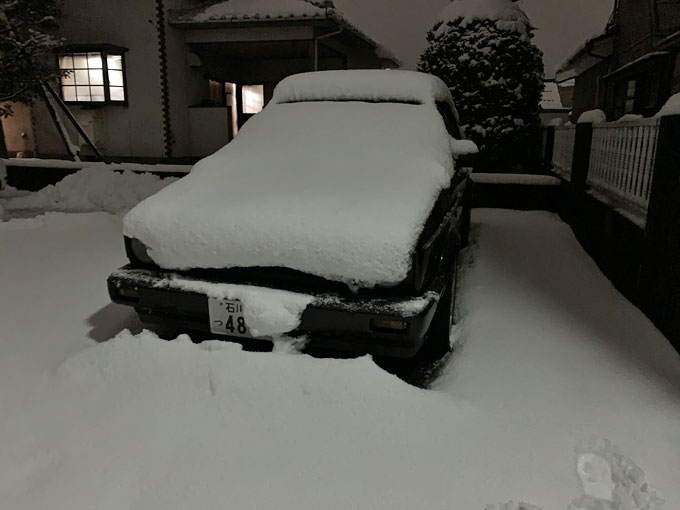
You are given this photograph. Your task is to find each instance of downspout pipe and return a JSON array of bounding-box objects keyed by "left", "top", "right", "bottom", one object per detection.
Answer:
[{"left": 314, "top": 27, "right": 343, "bottom": 71}]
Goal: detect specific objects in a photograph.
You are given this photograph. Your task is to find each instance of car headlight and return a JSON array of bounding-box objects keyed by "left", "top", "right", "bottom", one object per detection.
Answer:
[{"left": 126, "top": 237, "right": 155, "bottom": 266}]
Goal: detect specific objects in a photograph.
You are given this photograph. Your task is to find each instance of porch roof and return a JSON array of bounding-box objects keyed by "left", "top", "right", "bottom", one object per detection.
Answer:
[{"left": 169, "top": 0, "right": 399, "bottom": 66}]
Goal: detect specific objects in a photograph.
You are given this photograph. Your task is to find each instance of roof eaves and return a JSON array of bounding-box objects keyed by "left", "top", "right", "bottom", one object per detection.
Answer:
[{"left": 556, "top": 29, "right": 615, "bottom": 75}]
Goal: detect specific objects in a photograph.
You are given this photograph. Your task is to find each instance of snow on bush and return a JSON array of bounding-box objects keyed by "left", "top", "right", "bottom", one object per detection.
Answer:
[
  {"left": 418, "top": 0, "right": 544, "bottom": 171},
  {"left": 434, "top": 0, "right": 532, "bottom": 39},
  {"left": 124, "top": 88, "right": 456, "bottom": 289},
  {"left": 577, "top": 109, "right": 607, "bottom": 124},
  {"left": 2, "top": 167, "right": 178, "bottom": 215},
  {"left": 655, "top": 92, "right": 680, "bottom": 117}
]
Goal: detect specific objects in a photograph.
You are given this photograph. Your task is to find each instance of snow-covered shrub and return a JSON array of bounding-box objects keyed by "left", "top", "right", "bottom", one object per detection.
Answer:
[{"left": 418, "top": 0, "right": 544, "bottom": 171}]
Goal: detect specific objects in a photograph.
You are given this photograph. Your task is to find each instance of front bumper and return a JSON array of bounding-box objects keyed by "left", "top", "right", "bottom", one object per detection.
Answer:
[{"left": 107, "top": 266, "right": 445, "bottom": 358}]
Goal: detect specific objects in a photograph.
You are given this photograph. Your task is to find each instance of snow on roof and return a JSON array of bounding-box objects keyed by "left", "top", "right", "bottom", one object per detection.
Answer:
[
  {"left": 272, "top": 70, "right": 454, "bottom": 107},
  {"left": 171, "top": 0, "right": 399, "bottom": 66},
  {"left": 124, "top": 96, "right": 455, "bottom": 289},
  {"left": 186, "top": 0, "right": 326, "bottom": 23},
  {"left": 434, "top": 0, "right": 532, "bottom": 40},
  {"left": 556, "top": 30, "right": 614, "bottom": 76},
  {"left": 541, "top": 81, "right": 566, "bottom": 110}
]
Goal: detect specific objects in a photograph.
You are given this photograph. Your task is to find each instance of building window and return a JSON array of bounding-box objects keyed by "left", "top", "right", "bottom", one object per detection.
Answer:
[{"left": 59, "top": 49, "right": 127, "bottom": 104}]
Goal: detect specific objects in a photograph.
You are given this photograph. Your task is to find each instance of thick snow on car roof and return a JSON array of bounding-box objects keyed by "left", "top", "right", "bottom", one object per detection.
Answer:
[
  {"left": 124, "top": 73, "right": 455, "bottom": 289},
  {"left": 272, "top": 70, "right": 455, "bottom": 107}
]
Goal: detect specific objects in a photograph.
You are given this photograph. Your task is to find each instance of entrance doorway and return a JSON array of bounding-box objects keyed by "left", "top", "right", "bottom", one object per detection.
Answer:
[{"left": 235, "top": 84, "right": 265, "bottom": 130}]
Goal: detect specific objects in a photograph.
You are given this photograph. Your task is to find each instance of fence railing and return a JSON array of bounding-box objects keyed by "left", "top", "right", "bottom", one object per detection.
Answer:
[
  {"left": 552, "top": 126, "right": 576, "bottom": 181},
  {"left": 587, "top": 119, "right": 660, "bottom": 212}
]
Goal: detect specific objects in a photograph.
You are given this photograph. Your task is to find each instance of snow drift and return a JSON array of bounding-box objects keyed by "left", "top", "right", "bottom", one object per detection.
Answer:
[
  {"left": 124, "top": 71, "right": 459, "bottom": 289},
  {"left": 2, "top": 167, "right": 178, "bottom": 215}
]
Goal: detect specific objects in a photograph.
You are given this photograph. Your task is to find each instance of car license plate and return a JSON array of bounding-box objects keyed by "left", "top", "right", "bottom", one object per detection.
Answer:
[{"left": 208, "top": 298, "right": 252, "bottom": 338}]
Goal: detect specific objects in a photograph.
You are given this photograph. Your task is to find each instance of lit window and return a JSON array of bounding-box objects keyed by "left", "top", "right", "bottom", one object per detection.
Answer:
[
  {"left": 242, "top": 85, "right": 264, "bottom": 114},
  {"left": 59, "top": 48, "right": 127, "bottom": 104}
]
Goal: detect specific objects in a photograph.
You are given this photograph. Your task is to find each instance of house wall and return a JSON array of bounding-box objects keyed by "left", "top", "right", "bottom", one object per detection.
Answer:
[
  {"left": 612, "top": 0, "right": 656, "bottom": 65},
  {"left": 32, "top": 0, "right": 165, "bottom": 159},
  {"left": 164, "top": 0, "right": 214, "bottom": 158},
  {"left": 571, "top": 59, "right": 611, "bottom": 121},
  {"left": 570, "top": 0, "right": 680, "bottom": 121},
  {"left": 0, "top": 102, "right": 35, "bottom": 157},
  {"left": 24, "top": 1, "right": 390, "bottom": 161}
]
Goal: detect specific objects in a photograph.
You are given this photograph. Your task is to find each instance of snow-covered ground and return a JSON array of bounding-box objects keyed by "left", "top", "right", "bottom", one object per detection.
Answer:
[{"left": 1, "top": 201, "right": 679, "bottom": 509}]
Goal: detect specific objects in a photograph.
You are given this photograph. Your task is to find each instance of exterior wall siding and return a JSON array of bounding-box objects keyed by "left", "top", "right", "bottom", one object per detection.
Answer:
[{"left": 54, "top": 0, "right": 165, "bottom": 159}]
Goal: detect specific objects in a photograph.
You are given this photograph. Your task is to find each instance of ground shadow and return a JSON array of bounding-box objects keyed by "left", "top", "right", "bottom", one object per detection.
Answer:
[{"left": 86, "top": 303, "right": 145, "bottom": 343}]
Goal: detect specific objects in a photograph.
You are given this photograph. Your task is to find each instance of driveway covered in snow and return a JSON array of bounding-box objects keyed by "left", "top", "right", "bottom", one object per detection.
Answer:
[{"left": 1, "top": 207, "right": 679, "bottom": 510}]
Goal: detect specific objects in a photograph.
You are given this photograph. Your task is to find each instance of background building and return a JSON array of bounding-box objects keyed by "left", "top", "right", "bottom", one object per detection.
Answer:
[
  {"left": 556, "top": 0, "right": 680, "bottom": 122},
  {"left": 0, "top": 0, "right": 396, "bottom": 162}
]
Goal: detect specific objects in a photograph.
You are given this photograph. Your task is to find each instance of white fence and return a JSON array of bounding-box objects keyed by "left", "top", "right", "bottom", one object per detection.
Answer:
[
  {"left": 587, "top": 119, "right": 660, "bottom": 212},
  {"left": 552, "top": 126, "right": 576, "bottom": 181}
]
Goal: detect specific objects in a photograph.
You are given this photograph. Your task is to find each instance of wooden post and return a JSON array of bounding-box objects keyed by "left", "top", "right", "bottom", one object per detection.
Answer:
[
  {"left": 570, "top": 122, "right": 593, "bottom": 190},
  {"left": 543, "top": 126, "right": 555, "bottom": 172},
  {"left": 638, "top": 114, "right": 680, "bottom": 351}
]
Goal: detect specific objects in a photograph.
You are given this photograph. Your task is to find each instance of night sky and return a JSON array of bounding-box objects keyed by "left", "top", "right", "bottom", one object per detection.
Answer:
[{"left": 336, "top": 0, "right": 615, "bottom": 77}]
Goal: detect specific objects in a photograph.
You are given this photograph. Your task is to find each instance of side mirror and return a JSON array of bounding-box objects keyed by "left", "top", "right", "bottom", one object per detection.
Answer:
[{"left": 450, "top": 138, "right": 478, "bottom": 174}]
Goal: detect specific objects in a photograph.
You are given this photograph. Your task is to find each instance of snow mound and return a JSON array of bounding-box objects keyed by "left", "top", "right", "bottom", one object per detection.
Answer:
[
  {"left": 0, "top": 329, "right": 465, "bottom": 510},
  {"left": 485, "top": 503, "right": 543, "bottom": 510},
  {"left": 616, "top": 114, "right": 644, "bottom": 123},
  {"left": 272, "top": 69, "right": 455, "bottom": 108},
  {"left": 655, "top": 92, "right": 680, "bottom": 117},
  {"left": 124, "top": 95, "right": 455, "bottom": 289},
  {"left": 2, "top": 167, "right": 178, "bottom": 215},
  {"left": 435, "top": 0, "right": 532, "bottom": 39},
  {"left": 577, "top": 109, "right": 607, "bottom": 124},
  {"left": 569, "top": 439, "right": 664, "bottom": 510}
]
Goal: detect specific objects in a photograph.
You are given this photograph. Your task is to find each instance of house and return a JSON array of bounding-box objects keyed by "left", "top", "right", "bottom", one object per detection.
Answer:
[
  {"left": 0, "top": 0, "right": 397, "bottom": 162},
  {"left": 540, "top": 80, "right": 572, "bottom": 125},
  {"left": 556, "top": 0, "right": 680, "bottom": 122}
]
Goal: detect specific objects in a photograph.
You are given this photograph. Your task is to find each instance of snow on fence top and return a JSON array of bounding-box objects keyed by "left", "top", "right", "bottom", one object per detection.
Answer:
[
  {"left": 577, "top": 109, "right": 607, "bottom": 124},
  {"left": 272, "top": 70, "right": 455, "bottom": 109},
  {"left": 434, "top": 0, "right": 532, "bottom": 39}
]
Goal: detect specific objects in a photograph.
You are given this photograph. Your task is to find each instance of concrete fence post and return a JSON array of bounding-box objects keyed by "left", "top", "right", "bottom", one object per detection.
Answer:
[{"left": 638, "top": 114, "right": 680, "bottom": 350}]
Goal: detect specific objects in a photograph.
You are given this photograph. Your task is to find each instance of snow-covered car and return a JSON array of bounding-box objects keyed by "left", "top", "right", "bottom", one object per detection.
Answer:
[{"left": 108, "top": 70, "right": 476, "bottom": 359}]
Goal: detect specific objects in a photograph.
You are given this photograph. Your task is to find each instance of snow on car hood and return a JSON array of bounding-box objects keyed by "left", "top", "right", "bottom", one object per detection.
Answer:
[{"left": 123, "top": 101, "right": 454, "bottom": 288}]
